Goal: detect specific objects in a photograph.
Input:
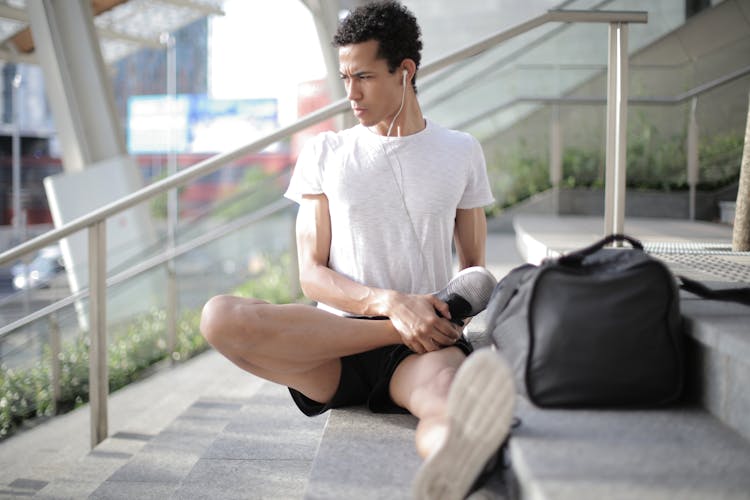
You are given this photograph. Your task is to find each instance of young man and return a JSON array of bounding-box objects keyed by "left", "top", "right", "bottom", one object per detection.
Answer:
[{"left": 200, "top": 2, "right": 515, "bottom": 498}]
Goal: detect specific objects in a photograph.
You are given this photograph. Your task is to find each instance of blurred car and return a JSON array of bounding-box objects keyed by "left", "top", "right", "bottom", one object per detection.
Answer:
[
  {"left": 0, "top": 265, "right": 13, "bottom": 294},
  {"left": 11, "top": 245, "right": 66, "bottom": 290}
]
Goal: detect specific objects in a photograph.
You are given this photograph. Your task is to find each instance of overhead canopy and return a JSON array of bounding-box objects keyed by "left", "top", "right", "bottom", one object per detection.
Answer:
[{"left": 0, "top": 0, "right": 224, "bottom": 65}]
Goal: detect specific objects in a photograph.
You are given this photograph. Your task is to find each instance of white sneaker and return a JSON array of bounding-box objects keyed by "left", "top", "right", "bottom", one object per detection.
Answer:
[
  {"left": 412, "top": 348, "right": 516, "bottom": 500},
  {"left": 434, "top": 267, "right": 497, "bottom": 324}
]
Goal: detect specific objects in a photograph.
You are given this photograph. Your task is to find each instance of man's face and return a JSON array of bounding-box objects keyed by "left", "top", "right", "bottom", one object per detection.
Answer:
[{"left": 338, "top": 40, "right": 403, "bottom": 131}]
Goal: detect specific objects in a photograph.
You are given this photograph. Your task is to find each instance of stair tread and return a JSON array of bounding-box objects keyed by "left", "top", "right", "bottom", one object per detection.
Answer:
[
  {"left": 304, "top": 407, "right": 421, "bottom": 500},
  {"left": 304, "top": 381, "right": 750, "bottom": 500},
  {"left": 681, "top": 292, "right": 750, "bottom": 361},
  {"left": 36, "top": 383, "right": 326, "bottom": 499},
  {"left": 510, "top": 398, "right": 750, "bottom": 500}
]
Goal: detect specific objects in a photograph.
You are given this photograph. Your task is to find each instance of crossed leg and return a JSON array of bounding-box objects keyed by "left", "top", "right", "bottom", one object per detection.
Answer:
[
  {"left": 200, "top": 294, "right": 465, "bottom": 456},
  {"left": 390, "top": 347, "right": 467, "bottom": 458}
]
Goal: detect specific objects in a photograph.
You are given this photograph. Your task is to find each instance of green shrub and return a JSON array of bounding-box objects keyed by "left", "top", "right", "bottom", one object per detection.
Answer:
[
  {"left": 562, "top": 147, "right": 603, "bottom": 188},
  {"left": 487, "top": 129, "right": 743, "bottom": 208},
  {"left": 698, "top": 133, "right": 743, "bottom": 189},
  {"left": 0, "top": 364, "right": 50, "bottom": 438},
  {"left": 0, "top": 308, "right": 206, "bottom": 438},
  {"left": 626, "top": 121, "right": 687, "bottom": 190},
  {"left": 488, "top": 143, "right": 551, "bottom": 208}
]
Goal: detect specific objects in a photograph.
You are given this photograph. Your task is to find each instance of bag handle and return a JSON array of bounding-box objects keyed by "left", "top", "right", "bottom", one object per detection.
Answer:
[
  {"left": 557, "top": 234, "right": 644, "bottom": 266},
  {"left": 678, "top": 275, "right": 750, "bottom": 306}
]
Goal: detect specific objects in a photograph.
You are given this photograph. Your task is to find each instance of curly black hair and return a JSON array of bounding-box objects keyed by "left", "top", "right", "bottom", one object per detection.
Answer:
[{"left": 333, "top": 1, "right": 423, "bottom": 91}]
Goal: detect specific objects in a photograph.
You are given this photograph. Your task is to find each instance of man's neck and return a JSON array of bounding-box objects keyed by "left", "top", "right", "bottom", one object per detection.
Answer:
[{"left": 371, "top": 97, "right": 425, "bottom": 137}]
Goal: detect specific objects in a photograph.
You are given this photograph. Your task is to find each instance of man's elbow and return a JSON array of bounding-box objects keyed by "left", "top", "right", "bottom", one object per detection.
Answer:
[{"left": 298, "top": 266, "right": 320, "bottom": 300}]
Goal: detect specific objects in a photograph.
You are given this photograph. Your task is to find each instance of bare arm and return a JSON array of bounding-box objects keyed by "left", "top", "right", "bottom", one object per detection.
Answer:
[
  {"left": 295, "top": 194, "right": 460, "bottom": 353},
  {"left": 453, "top": 207, "right": 488, "bottom": 270},
  {"left": 296, "top": 194, "right": 391, "bottom": 316}
]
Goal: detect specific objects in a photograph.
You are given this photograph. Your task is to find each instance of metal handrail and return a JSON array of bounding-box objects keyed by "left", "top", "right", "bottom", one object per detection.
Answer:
[
  {"left": 0, "top": 9, "right": 648, "bottom": 447},
  {"left": 0, "top": 103, "right": 344, "bottom": 265},
  {"left": 0, "top": 9, "right": 646, "bottom": 267},
  {"left": 452, "top": 63, "right": 750, "bottom": 131},
  {"left": 0, "top": 197, "right": 293, "bottom": 338}
]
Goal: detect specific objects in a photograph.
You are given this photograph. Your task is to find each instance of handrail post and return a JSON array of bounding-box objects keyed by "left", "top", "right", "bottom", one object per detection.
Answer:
[
  {"left": 49, "top": 313, "right": 62, "bottom": 413},
  {"left": 166, "top": 263, "right": 177, "bottom": 359},
  {"left": 604, "top": 22, "right": 630, "bottom": 241},
  {"left": 687, "top": 97, "right": 700, "bottom": 220},
  {"left": 164, "top": 31, "right": 178, "bottom": 361},
  {"left": 88, "top": 221, "right": 108, "bottom": 448},
  {"left": 549, "top": 104, "right": 563, "bottom": 214}
]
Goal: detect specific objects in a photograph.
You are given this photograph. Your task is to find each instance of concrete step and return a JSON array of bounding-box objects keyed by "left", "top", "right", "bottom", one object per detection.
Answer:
[
  {"left": 512, "top": 215, "right": 750, "bottom": 440},
  {"left": 682, "top": 294, "right": 750, "bottom": 441},
  {"left": 34, "top": 382, "right": 326, "bottom": 499},
  {"left": 303, "top": 408, "right": 421, "bottom": 500},
  {"left": 509, "top": 398, "right": 750, "bottom": 500},
  {"left": 304, "top": 371, "right": 750, "bottom": 500},
  {"left": 0, "top": 349, "right": 265, "bottom": 498}
]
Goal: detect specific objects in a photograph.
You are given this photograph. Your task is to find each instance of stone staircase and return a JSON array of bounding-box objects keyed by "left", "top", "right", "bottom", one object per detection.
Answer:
[
  {"left": 30, "top": 383, "right": 327, "bottom": 499},
  {"left": 503, "top": 216, "right": 750, "bottom": 500},
  {"left": 2, "top": 226, "right": 750, "bottom": 499}
]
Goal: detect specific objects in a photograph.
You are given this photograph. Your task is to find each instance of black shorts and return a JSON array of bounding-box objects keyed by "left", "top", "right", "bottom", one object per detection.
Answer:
[{"left": 289, "top": 332, "right": 474, "bottom": 416}]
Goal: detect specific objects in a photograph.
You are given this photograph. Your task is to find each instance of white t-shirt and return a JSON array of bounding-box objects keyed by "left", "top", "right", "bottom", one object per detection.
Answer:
[{"left": 284, "top": 119, "right": 494, "bottom": 316}]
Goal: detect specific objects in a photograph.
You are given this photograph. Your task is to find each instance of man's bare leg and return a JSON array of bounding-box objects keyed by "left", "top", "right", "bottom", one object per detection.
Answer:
[
  {"left": 388, "top": 347, "right": 466, "bottom": 458},
  {"left": 405, "top": 348, "right": 517, "bottom": 500},
  {"left": 202, "top": 293, "right": 471, "bottom": 454},
  {"left": 200, "top": 294, "right": 402, "bottom": 403}
]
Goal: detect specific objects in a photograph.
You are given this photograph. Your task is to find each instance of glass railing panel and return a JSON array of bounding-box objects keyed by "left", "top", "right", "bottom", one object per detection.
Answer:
[
  {"left": 173, "top": 163, "right": 291, "bottom": 246},
  {"left": 422, "top": 0, "right": 687, "bottom": 145},
  {"left": 424, "top": 21, "right": 610, "bottom": 142},
  {"left": 0, "top": 186, "right": 300, "bottom": 438},
  {"left": 1, "top": 301, "right": 85, "bottom": 437},
  {"left": 466, "top": 74, "right": 748, "bottom": 210},
  {"left": 88, "top": 141, "right": 293, "bottom": 281},
  {"left": 418, "top": 0, "right": 744, "bottom": 212}
]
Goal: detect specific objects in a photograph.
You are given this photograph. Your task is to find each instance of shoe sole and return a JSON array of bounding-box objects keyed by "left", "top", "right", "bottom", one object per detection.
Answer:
[{"left": 412, "top": 348, "right": 515, "bottom": 500}]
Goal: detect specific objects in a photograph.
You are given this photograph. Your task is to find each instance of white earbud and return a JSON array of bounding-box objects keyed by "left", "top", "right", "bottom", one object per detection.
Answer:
[{"left": 387, "top": 69, "right": 409, "bottom": 137}]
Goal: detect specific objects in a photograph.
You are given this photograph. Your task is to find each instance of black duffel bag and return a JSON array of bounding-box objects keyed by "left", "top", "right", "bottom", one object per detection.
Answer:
[{"left": 486, "top": 234, "right": 684, "bottom": 408}]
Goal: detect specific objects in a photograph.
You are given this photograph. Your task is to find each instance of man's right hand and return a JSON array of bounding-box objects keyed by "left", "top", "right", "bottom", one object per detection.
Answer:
[{"left": 383, "top": 291, "right": 463, "bottom": 354}]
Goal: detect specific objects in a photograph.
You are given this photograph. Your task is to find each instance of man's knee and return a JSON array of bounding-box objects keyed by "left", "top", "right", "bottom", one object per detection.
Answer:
[
  {"left": 431, "top": 363, "right": 459, "bottom": 397},
  {"left": 200, "top": 295, "right": 231, "bottom": 347},
  {"left": 390, "top": 348, "right": 466, "bottom": 417},
  {"left": 200, "top": 294, "right": 265, "bottom": 348}
]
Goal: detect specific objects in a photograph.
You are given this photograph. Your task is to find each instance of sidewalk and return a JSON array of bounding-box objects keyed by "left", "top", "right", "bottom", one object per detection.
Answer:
[{"left": 0, "top": 349, "right": 265, "bottom": 497}]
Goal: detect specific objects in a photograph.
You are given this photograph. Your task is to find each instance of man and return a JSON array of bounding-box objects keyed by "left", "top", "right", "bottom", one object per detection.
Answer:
[{"left": 200, "top": 2, "right": 515, "bottom": 498}]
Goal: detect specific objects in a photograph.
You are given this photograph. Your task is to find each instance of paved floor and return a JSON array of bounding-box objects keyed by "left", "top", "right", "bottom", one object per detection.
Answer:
[
  {"left": 0, "top": 348, "right": 264, "bottom": 496},
  {"left": 512, "top": 214, "right": 737, "bottom": 262}
]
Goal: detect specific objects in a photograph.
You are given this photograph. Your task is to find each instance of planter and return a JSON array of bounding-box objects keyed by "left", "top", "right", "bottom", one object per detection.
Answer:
[{"left": 719, "top": 201, "right": 736, "bottom": 225}]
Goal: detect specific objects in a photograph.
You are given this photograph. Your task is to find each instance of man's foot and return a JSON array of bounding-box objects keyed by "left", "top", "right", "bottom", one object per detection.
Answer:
[
  {"left": 434, "top": 267, "right": 497, "bottom": 324},
  {"left": 412, "top": 348, "right": 516, "bottom": 500}
]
